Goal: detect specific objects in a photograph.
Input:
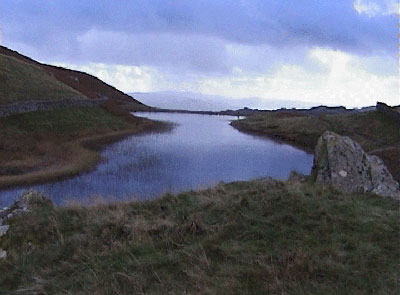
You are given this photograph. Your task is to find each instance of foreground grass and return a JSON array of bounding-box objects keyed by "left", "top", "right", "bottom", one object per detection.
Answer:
[
  {"left": 0, "top": 106, "right": 167, "bottom": 188},
  {"left": 1, "top": 180, "right": 398, "bottom": 294},
  {"left": 231, "top": 111, "right": 400, "bottom": 181},
  {"left": 0, "top": 54, "right": 84, "bottom": 104}
]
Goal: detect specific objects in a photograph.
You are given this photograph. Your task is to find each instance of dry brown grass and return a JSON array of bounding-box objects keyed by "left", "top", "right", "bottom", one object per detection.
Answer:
[{"left": 0, "top": 107, "right": 170, "bottom": 189}]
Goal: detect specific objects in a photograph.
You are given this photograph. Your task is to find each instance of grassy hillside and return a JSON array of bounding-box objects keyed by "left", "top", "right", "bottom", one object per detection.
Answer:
[
  {"left": 0, "top": 54, "right": 85, "bottom": 104},
  {"left": 1, "top": 180, "right": 398, "bottom": 294},
  {"left": 231, "top": 111, "right": 400, "bottom": 181},
  {"left": 0, "top": 46, "right": 148, "bottom": 110},
  {"left": 0, "top": 46, "right": 162, "bottom": 188}
]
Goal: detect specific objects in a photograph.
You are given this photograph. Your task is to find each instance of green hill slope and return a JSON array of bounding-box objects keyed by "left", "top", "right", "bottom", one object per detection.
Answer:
[
  {"left": 0, "top": 54, "right": 85, "bottom": 104},
  {"left": 0, "top": 46, "right": 149, "bottom": 110}
]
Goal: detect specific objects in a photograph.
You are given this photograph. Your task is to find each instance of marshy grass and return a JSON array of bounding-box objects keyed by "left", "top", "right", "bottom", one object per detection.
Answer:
[
  {"left": 0, "top": 179, "right": 398, "bottom": 294},
  {"left": 0, "top": 106, "right": 170, "bottom": 189}
]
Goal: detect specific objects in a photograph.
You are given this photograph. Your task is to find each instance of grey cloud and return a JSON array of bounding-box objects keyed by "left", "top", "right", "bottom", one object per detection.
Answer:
[
  {"left": 76, "top": 31, "right": 229, "bottom": 73},
  {"left": 0, "top": 0, "right": 396, "bottom": 73}
]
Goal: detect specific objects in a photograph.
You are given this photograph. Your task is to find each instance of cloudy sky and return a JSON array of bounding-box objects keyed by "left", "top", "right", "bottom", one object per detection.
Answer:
[{"left": 1, "top": 0, "right": 398, "bottom": 107}]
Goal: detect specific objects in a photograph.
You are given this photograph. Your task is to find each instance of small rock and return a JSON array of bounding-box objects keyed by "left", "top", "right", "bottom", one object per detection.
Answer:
[
  {"left": 0, "top": 225, "right": 9, "bottom": 237},
  {"left": 288, "top": 171, "right": 308, "bottom": 183},
  {"left": 0, "top": 210, "right": 7, "bottom": 219},
  {"left": 12, "top": 209, "right": 27, "bottom": 217},
  {"left": 21, "top": 190, "right": 52, "bottom": 208},
  {"left": 32, "top": 276, "right": 48, "bottom": 285},
  {"left": 0, "top": 249, "right": 6, "bottom": 260}
]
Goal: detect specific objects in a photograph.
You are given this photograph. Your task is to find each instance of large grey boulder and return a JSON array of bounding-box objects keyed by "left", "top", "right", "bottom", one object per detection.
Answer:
[{"left": 311, "top": 131, "right": 400, "bottom": 199}]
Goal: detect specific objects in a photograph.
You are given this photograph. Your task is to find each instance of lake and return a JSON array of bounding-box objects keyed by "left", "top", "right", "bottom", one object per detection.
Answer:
[{"left": 0, "top": 112, "right": 313, "bottom": 206}]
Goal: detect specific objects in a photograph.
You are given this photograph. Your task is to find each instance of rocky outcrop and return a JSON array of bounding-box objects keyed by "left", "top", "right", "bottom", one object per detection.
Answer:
[
  {"left": 311, "top": 131, "right": 400, "bottom": 199},
  {"left": 0, "top": 190, "right": 51, "bottom": 260}
]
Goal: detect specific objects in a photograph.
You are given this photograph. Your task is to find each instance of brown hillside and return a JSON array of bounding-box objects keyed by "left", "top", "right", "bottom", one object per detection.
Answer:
[{"left": 0, "top": 46, "right": 149, "bottom": 111}]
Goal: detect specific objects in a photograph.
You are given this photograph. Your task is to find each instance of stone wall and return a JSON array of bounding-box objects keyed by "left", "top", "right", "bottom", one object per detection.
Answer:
[
  {"left": 0, "top": 97, "right": 108, "bottom": 117},
  {"left": 376, "top": 102, "right": 400, "bottom": 125}
]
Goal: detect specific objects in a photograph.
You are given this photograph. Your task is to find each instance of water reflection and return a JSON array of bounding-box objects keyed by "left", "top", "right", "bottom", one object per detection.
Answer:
[{"left": 0, "top": 112, "right": 313, "bottom": 206}]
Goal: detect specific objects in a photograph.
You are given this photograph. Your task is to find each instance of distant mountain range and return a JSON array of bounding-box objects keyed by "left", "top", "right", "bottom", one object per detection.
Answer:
[{"left": 130, "top": 91, "right": 321, "bottom": 112}]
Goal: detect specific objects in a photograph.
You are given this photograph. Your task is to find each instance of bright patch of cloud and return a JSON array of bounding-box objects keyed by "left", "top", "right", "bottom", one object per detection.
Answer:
[
  {"left": 353, "top": 0, "right": 398, "bottom": 16},
  {"left": 197, "top": 48, "right": 399, "bottom": 108},
  {"left": 55, "top": 63, "right": 158, "bottom": 93}
]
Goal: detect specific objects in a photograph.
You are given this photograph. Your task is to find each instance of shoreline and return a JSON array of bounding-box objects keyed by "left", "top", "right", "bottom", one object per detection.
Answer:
[
  {"left": 230, "top": 111, "right": 400, "bottom": 182},
  {"left": 0, "top": 110, "right": 318, "bottom": 193},
  {"left": 230, "top": 120, "right": 315, "bottom": 154},
  {"left": 0, "top": 119, "right": 172, "bottom": 191}
]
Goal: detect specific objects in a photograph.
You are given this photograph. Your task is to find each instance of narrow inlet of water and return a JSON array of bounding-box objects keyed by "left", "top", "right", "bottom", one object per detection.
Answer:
[{"left": 0, "top": 112, "right": 313, "bottom": 206}]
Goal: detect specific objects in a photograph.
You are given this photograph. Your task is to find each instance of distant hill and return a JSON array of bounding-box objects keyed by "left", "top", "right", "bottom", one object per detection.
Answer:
[
  {"left": 0, "top": 46, "right": 147, "bottom": 110},
  {"left": 0, "top": 53, "right": 85, "bottom": 105},
  {"left": 131, "top": 91, "right": 318, "bottom": 112}
]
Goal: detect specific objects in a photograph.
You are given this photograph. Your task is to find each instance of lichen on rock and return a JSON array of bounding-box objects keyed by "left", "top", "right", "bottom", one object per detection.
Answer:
[{"left": 311, "top": 131, "right": 400, "bottom": 199}]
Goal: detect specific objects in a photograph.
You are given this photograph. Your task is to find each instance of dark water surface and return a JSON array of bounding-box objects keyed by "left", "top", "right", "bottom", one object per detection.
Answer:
[{"left": 0, "top": 112, "right": 313, "bottom": 206}]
